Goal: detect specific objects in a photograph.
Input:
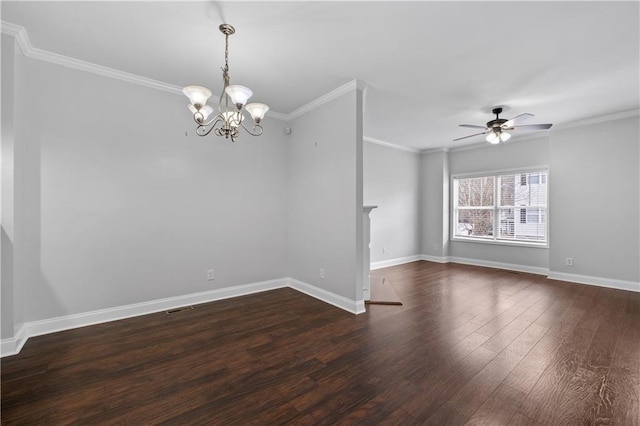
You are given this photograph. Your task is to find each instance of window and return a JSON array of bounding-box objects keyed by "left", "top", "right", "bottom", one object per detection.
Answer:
[
  {"left": 453, "top": 169, "right": 548, "bottom": 245},
  {"left": 520, "top": 174, "right": 527, "bottom": 186}
]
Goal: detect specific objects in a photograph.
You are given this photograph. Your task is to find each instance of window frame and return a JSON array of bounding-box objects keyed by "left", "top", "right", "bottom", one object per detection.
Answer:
[{"left": 451, "top": 166, "right": 549, "bottom": 248}]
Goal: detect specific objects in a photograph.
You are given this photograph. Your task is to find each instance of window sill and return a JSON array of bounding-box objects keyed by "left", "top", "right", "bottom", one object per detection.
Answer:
[{"left": 451, "top": 236, "right": 549, "bottom": 249}]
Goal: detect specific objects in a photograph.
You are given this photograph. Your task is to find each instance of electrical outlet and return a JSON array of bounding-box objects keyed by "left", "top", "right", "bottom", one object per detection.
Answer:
[
  {"left": 565, "top": 258, "right": 574, "bottom": 266},
  {"left": 319, "top": 268, "right": 325, "bottom": 279},
  {"left": 207, "top": 269, "right": 215, "bottom": 280},
  {"left": 382, "top": 247, "right": 387, "bottom": 254}
]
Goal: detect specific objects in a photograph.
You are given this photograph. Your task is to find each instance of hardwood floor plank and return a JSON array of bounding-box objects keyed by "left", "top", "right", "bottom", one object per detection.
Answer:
[
  {"left": 424, "top": 320, "right": 549, "bottom": 424},
  {"left": 464, "top": 383, "right": 527, "bottom": 425},
  {"left": 594, "top": 294, "right": 640, "bottom": 425},
  {"left": 515, "top": 286, "right": 624, "bottom": 424},
  {"left": 2, "top": 262, "right": 638, "bottom": 424}
]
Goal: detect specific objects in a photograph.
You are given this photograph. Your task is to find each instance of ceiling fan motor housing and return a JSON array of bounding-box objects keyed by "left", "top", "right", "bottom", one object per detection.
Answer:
[{"left": 487, "top": 107, "right": 507, "bottom": 129}]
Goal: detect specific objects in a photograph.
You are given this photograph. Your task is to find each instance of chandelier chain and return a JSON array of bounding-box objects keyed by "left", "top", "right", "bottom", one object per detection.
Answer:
[{"left": 222, "top": 33, "right": 230, "bottom": 87}]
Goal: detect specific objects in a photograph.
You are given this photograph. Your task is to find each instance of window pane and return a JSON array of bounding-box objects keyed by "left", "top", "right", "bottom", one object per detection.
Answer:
[
  {"left": 456, "top": 209, "right": 494, "bottom": 238},
  {"left": 526, "top": 208, "right": 541, "bottom": 223},
  {"left": 515, "top": 209, "right": 546, "bottom": 241},
  {"left": 499, "top": 208, "right": 515, "bottom": 239},
  {"left": 500, "top": 175, "right": 516, "bottom": 206},
  {"left": 457, "top": 179, "right": 470, "bottom": 206},
  {"left": 456, "top": 176, "right": 494, "bottom": 207},
  {"left": 513, "top": 171, "right": 548, "bottom": 207}
]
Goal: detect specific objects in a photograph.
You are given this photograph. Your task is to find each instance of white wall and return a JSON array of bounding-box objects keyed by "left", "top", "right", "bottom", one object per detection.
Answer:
[
  {"left": 446, "top": 136, "right": 550, "bottom": 269},
  {"left": 14, "top": 56, "right": 289, "bottom": 322},
  {"left": 287, "top": 88, "right": 364, "bottom": 301},
  {"left": 549, "top": 116, "right": 639, "bottom": 283},
  {"left": 363, "top": 141, "right": 421, "bottom": 263}
]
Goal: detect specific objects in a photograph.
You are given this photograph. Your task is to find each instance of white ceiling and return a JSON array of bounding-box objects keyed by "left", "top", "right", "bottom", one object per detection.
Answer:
[{"left": 2, "top": 1, "right": 639, "bottom": 151}]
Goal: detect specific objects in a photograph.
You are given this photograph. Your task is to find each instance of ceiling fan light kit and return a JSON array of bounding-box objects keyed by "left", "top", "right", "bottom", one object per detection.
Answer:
[
  {"left": 454, "top": 107, "right": 553, "bottom": 144},
  {"left": 183, "top": 23, "right": 269, "bottom": 142}
]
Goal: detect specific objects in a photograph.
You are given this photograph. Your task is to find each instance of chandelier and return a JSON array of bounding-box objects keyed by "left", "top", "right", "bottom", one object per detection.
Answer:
[{"left": 183, "top": 24, "right": 269, "bottom": 142}]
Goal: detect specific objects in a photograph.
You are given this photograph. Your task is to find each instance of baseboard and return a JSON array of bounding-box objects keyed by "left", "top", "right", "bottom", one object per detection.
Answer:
[
  {"left": 25, "top": 278, "right": 289, "bottom": 341},
  {"left": 1, "top": 279, "right": 288, "bottom": 357},
  {"left": 548, "top": 271, "right": 639, "bottom": 293},
  {"left": 1, "top": 277, "right": 366, "bottom": 357},
  {"left": 419, "top": 255, "right": 638, "bottom": 292},
  {"left": 0, "top": 325, "right": 27, "bottom": 357},
  {"left": 447, "top": 256, "right": 549, "bottom": 276},
  {"left": 420, "top": 254, "right": 450, "bottom": 264},
  {"left": 370, "top": 255, "right": 422, "bottom": 270},
  {"left": 287, "top": 278, "right": 366, "bottom": 314}
]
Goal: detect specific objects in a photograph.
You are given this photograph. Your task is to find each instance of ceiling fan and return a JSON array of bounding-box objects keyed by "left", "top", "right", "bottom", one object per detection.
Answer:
[{"left": 454, "top": 107, "right": 553, "bottom": 144}]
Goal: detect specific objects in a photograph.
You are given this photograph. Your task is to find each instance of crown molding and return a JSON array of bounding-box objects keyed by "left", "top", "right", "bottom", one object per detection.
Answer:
[
  {"left": 554, "top": 108, "right": 640, "bottom": 130},
  {"left": 1, "top": 22, "right": 366, "bottom": 124},
  {"left": 421, "top": 147, "right": 451, "bottom": 155},
  {"left": 363, "top": 136, "right": 421, "bottom": 154},
  {"left": 2, "top": 21, "right": 183, "bottom": 95},
  {"left": 1, "top": 21, "right": 29, "bottom": 51},
  {"left": 266, "top": 110, "right": 288, "bottom": 121},
  {"left": 1, "top": 21, "right": 290, "bottom": 119},
  {"left": 286, "top": 79, "right": 362, "bottom": 121}
]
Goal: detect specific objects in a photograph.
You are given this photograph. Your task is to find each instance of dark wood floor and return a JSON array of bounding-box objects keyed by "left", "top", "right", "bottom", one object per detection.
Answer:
[{"left": 2, "top": 261, "right": 639, "bottom": 425}]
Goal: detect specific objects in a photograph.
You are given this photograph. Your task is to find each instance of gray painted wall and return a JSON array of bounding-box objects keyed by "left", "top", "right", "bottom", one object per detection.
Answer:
[
  {"left": 422, "top": 121, "right": 639, "bottom": 284},
  {"left": 363, "top": 142, "right": 421, "bottom": 263},
  {"left": 421, "top": 150, "right": 449, "bottom": 259},
  {"left": 287, "top": 89, "right": 364, "bottom": 301},
  {"left": 14, "top": 56, "right": 289, "bottom": 322},
  {"left": 446, "top": 136, "right": 550, "bottom": 269},
  {"left": 2, "top": 34, "right": 17, "bottom": 339},
  {"left": 549, "top": 116, "right": 639, "bottom": 282}
]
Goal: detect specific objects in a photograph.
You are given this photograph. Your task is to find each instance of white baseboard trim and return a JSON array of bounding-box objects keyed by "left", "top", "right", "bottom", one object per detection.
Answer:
[
  {"left": 370, "top": 255, "right": 422, "bottom": 270},
  {"left": 548, "top": 271, "right": 640, "bottom": 293},
  {"left": 287, "top": 278, "right": 366, "bottom": 314},
  {"left": 420, "top": 254, "right": 450, "bottom": 264},
  {"left": 418, "top": 255, "right": 638, "bottom": 292},
  {"left": 0, "top": 325, "right": 27, "bottom": 357},
  {"left": 1, "top": 277, "right": 365, "bottom": 357},
  {"left": 2, "top": 279, "right": 287, "bottom": 357},
  {"left": 447, "top": 256, "right": 549, "bottom": 276},
  {"left": 25, "top": 278, "right": 289, "bottom": 341}
]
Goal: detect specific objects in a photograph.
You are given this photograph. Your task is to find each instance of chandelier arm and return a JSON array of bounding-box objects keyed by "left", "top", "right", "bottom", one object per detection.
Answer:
[
  {"left": 195, "top": 116, "right": 224, "bottom": 137},
  {"left": 192, "top": 112, "right": 219, "bottom": 127},
  {"left": 239, "top": 120, "right": 264, "bottom": 136}
]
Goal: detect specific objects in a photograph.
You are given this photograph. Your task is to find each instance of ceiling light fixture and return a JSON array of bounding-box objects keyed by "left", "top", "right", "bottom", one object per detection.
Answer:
[
  {"left": 455, "top": 107, "right": 552, "bottom": 144},
  {"left": 183, "top": 24, "right": 268, "bottom": 142},
  {"left": 486, "top": 129, "right": 511, "bottom": 144}
]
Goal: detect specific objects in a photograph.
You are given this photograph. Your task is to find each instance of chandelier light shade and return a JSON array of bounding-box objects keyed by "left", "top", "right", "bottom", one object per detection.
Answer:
[
  {"left": 183, "top": 86, "right": 212, "bottom": 109},
  {"left": 225, "top": 85, "right": 253, "bottom": 108},
  {"left": 245, "top": 103, "right": 269, "bottom": 123},
  {"left": 183, "top": 23, "right": 268, "bottom": 142}
]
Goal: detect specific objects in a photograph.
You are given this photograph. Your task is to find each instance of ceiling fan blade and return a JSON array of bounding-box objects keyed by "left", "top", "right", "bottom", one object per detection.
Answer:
[
  {"left": 459, "top": 124, "right": 488, "bottom": 129},
  {"left": 511, "top": 123, "right": 553, "bottom": 130},
  {"left": 504, "top": 113, "right": 534, "bottom": 127},
  {"left": 453, "top": 131, "right": 490, "bottom": 142}
]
